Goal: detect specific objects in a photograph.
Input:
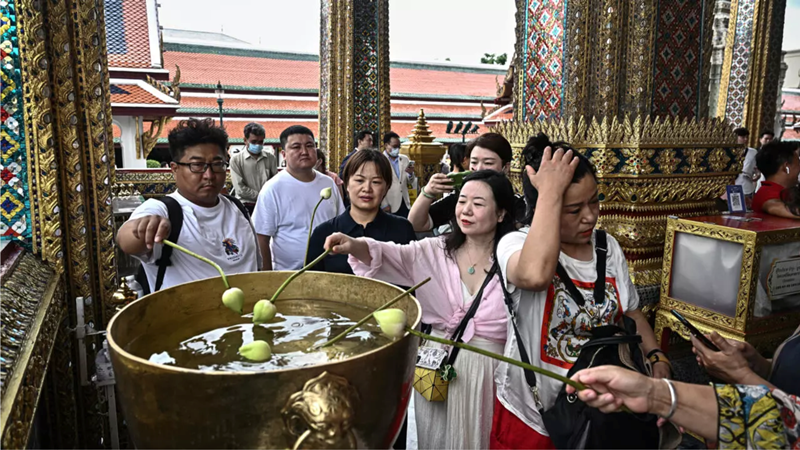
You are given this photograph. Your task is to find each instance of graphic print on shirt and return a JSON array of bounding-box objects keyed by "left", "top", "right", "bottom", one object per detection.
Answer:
[
  {"left": 540, "top": 276, "right": 622, "bottom": 368},
  {"left": 222, "top": 238, "right": 241, "bottom": 261}
]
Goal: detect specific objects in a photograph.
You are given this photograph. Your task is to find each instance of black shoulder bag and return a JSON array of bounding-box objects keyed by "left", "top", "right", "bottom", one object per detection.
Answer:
[{"left": 497, "top": 231, "right": 666, "bottom": 449}]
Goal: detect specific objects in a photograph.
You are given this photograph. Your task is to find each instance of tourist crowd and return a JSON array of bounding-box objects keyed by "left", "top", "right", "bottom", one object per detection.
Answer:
[{"left": 117, "top": 118, "right": 799, "bottom": 449}]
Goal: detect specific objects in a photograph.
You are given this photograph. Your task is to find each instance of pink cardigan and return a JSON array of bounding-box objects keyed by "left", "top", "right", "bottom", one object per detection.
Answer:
[{"left": 348, "top": 237, "right": 507, "bottom": 344}]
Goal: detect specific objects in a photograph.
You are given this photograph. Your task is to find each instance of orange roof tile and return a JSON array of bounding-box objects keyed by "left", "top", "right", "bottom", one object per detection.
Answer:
[
  {"left": 163, "top": 47, "right": 503, "bottom": 99},
  {"left": 106, "top": 0, "right": 152, "bottom": 68},
  {"left": 110, "top": 84, "right": 166, "bottom": 104}
]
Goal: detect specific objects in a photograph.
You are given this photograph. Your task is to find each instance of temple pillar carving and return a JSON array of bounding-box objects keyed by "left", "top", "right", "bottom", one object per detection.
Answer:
[
  {"left": 715, "top": 0, "right": 787, "bottom": 143},
  {"left": 2, "top": 0, "right": 120, "bottom": 446},
  {"left": 319, "top": 0, "right": 391, "bottom": 169},
  {"left": 501, "top": 0, "right": 740, "bottom": 300}
]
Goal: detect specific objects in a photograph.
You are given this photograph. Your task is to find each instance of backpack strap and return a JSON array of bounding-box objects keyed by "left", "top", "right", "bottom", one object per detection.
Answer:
[
  {"left": 153, "top": 196, "right": 183, "bottom": 292},
  {"left": 496, "top": 261, "right": 543, "bottom": 412},
  {"left": 222, "top": 194, "right": 251, "bottom": 220},
  {"left": 554, "top": 230, "right": 608, "bottom": 307}
]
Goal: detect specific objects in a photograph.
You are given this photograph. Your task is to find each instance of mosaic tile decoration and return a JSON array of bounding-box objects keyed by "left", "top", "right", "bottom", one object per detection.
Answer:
[
  {"left": 522, "top": 0, "right": 566, "bottom": 121},
  {"left": 1, "top": 0, "right": 32, "bottom": 245},
  {"left": 353, "top": 0, "right": 381, "bottom": 138},
  {"left": 723, "top": 0, "right": 755, "bottom": 125},
  {"left": 650, "top": 0, "right": 708, "bottom": 118}
]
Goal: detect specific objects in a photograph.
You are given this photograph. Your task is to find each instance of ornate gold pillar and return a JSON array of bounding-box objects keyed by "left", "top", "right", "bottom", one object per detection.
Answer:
[
  {"left": 319, "top": 0, "right": 391, "bottom": 169},
  {"left": 2, "top": 0, "right": 119, "bottom": 446},
  {"left": 716, "top": 0, "right": 787, "bottom": 144},
  {"left": 502, "top": 0, "right": 740, "bottom": 301}
]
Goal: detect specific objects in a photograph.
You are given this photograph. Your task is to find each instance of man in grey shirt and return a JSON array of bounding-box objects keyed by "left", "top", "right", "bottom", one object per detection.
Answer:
[{"left": 230, "top": 123, "right": 278, "bottom": 214}]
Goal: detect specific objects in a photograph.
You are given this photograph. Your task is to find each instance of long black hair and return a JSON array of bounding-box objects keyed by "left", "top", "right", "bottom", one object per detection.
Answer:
[
  {"left": 521, "top": 132, "right": 596, "bottom": 225},
  {"left": 448, "top": 143, "right": 468, "bottom": 172},
  {"left": 444, "top": 170, "right": 517, "bottom": 258}
]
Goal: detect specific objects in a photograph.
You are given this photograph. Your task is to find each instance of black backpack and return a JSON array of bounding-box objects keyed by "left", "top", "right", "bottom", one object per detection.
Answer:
[
  {"left": 135, "top": 195, "right": 251, "bottom": 295},
  {"left": 498, "top": 230, "right": 670, "bottom": 449}
]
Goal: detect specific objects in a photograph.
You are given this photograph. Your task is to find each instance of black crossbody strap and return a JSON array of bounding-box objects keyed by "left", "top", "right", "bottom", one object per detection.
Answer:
[
  {"left": 154, "top": 196, "right": 184, "bottom": 292},
  {"left": 222, "top": 194, "right": 251, "bottom": 220},
  {"left": 446, "top": 261, "right": 498, "bottom": 366},
  {"left": 554, "top": 230, "right": 608, "bottom": 307}
]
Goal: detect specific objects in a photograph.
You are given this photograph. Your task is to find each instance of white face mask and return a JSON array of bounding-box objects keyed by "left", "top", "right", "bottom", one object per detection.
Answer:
[
  {"left": 247, "top": 143, "right": 263, "bottom": 154},
  {"left": 387, "top": 147, "right": 400, "bottom": 158}
]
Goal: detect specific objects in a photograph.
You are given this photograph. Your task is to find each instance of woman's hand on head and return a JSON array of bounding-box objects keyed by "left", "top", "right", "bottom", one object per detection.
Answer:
[{"left": 525, "top": 146, "right": 579, "bottom": 197}]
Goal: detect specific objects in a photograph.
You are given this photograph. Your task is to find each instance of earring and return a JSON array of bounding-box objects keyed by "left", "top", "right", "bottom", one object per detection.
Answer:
[{"left": 787, "top": 167, "right": 791, "bottom": 174}]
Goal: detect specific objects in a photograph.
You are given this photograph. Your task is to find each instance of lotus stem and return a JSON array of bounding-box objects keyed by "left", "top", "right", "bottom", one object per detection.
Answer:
[
  {"left": 163, "top": 239, "right": 229, "bottom": 289},
  {"left": 271, "top": 248, "right": 332, "bottom": 303},
  {"left": 406, "top": 328, "right": 586, "bottom": 391},
  {"left": 304, "top": 197, "right": 325, "bottom": 265},
  {"left": 314, "top": 277, "right": 431, "bottom": 350}
]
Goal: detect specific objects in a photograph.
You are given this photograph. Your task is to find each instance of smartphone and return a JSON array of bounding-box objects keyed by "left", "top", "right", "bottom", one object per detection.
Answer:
[
  {"left": 670, "top": 309, "right": 720, "bottom": 351},
  {"left": 447, "top": 171, "right": 472, "bottom": 190}
]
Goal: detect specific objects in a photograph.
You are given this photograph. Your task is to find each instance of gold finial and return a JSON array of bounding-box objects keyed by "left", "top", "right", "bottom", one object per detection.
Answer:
[{"left": 409, "top": 109, "right": 436, "bottom": 144}]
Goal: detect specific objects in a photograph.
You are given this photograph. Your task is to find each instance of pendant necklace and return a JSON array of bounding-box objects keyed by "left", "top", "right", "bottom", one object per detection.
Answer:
[{"left": 465, "top": 247, "right": 480, "bottom": 275}]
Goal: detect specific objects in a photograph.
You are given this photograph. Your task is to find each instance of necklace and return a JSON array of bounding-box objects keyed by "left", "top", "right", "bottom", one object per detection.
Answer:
[{"left": 464, "top": 246, "right": 487, "bottom": 275}]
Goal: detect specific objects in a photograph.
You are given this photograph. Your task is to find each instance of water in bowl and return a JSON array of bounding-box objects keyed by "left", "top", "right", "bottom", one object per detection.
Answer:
[{"left": 126, "top": 299, "right": 391, "bottom": 371}]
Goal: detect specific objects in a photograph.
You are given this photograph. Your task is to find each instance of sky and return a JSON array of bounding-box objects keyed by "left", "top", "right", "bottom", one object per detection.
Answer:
[
  {"left": 157, "top": 0, "right": 517, "bottom": 65},
  {"left": 157, "top": 0, "right": 799, "bottom": 62}
]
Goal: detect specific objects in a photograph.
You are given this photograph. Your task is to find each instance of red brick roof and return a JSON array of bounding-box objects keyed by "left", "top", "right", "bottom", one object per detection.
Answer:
[
  {"left": 106, "top": 0, "right": 153, "bottom": 68},
  {"left": 110, "top": 84, "right": 166, "bottom": 104},
  {"left": 163, "top": 49, "right": 503, "bottom": 98},
  {"left": 177, "top": 96, "right": 484, "bottom": 118}
]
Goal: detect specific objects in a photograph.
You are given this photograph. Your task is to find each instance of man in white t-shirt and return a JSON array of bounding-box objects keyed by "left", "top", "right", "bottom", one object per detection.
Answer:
[
  {"left": 117, "top": 118, "right": 260, "bottom": 292},
  {"left": 253, "top": 125, "right": 344, "bottom": 270}
]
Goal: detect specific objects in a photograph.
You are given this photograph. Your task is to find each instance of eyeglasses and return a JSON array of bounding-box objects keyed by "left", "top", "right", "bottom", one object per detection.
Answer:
[{"left": 174, "top": 161, "right": 228, "bottom": 173}]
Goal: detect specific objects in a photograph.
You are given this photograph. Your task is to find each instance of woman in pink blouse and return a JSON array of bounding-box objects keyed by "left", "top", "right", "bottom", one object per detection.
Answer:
[{"left": 324, "top": 170, "right": 517, "bottom": 449}]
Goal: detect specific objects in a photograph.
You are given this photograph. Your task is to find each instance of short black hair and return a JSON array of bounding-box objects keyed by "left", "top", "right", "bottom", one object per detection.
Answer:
[
  {"left": 448, "top": 143, "right": 468, "bottom": 172},
  {"left": 383, "top": 131, "right": 400, "bottom": 145},
  {"left": 167, "top": 118, "right": 228, "bottom": 161},
  {"left": 280, "top": 125, "right": 315, "bottom": 147},
  {"left": 520, "top": 132, "right": 596, "bottom": 224},
  {"left": 756, "top": 140, "right": 800, "bottom": 178},
  {"left": 734, "top": 127, "right": 749, "bottom": 137},
  {"left": 243, "top": 122, "right": 266, "bottom": 139},
  {"left": 342, "top": 149, "right": 393, "bottom": 191},
  {"left": 760, "top": 129, "right": 775, "bottom": 139},
  {"left": 466, "top": 133, "right": 513, "bottom": 165},
  {"left": 356, "top": 130, "right": 373, "bottom": 144}
]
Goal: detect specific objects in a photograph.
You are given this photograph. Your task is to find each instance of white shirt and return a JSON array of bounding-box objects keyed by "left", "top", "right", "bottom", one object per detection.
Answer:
[
  {"left": 253, "top": 169, "right": 344, "bottom": 270},
  {"left": 736, "top": 147, "right": 758, "bottom": 195},
  {"left": 129, "top": 192, "right": 261, "bottom": 292},
  {"left": 495, "top": 229, "right": 639, "bottom": 435}
]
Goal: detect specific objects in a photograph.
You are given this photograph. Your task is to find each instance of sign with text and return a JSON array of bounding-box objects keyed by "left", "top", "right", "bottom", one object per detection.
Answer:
[
  {"left": 726, "top": 185, "right": 747, "bottom": 213},
  {"left": 767, "top": 256, "right": 800, "bottom": 299}
]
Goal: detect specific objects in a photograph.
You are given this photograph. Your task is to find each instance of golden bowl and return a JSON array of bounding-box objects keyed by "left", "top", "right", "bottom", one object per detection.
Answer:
[{"left": 107, "top": 271, "right": 421, "bottom": 449}]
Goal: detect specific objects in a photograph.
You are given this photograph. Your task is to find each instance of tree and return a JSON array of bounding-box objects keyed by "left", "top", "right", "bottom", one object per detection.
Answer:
[{"left": 480, "top": 53, "right": 508, "bottom": 65}]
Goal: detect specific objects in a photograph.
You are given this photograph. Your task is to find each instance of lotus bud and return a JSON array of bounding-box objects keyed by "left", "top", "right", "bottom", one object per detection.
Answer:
[
  {"left": 239, "top": 340, "right": 272, "bottom": 362},
  {"left": 253, "top": 299, "right": 277, "bottom": 324},
  {"left": 373, "top": 308, "right": 408, "bottom": 340},
  {"left": 320, "top": 187, "right": 332, "bottom": 200},
  {"left": 221, "top": 287, "right": 245, "bottom": 314}
]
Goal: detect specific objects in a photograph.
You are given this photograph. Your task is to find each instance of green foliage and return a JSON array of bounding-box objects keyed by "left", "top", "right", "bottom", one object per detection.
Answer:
[
  {"left": 146, "top": 159, "right": 160, "bottom": 168},
  {"left": 480, "top": 52, "right": 508, "bottom": 65}
]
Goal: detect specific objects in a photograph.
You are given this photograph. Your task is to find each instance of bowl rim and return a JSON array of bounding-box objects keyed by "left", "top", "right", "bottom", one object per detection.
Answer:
[{"left": 106, "top": 270, "right": 423, "bottom": 376}]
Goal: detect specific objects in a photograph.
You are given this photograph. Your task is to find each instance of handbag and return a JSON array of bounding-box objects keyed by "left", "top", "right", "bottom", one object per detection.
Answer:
[
  {"left": 413, "top": 262, "right": 498, "bottom": 402},
  {"left": 497, "top": 231, "right": 680, "bottom": 449}
]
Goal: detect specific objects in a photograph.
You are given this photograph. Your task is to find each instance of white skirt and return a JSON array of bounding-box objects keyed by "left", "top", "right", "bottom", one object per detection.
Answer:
[{"left": 408, "top": 329, "right": 504, "bottom": 450}]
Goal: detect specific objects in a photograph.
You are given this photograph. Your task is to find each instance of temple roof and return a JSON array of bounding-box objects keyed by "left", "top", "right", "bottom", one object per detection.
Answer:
[{"left": 105, "top": 0, "right": 160, "bottom": 70}]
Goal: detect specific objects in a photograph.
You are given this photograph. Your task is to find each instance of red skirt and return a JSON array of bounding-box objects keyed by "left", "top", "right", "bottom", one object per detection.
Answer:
[{"left": 489, "top": 398, "right": 555, "bottom": 450}]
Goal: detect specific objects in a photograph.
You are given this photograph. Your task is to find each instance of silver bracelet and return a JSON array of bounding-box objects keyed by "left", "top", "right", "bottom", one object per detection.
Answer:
[{"left": 662, "top": 378, "right": 677, "bottom": 420}]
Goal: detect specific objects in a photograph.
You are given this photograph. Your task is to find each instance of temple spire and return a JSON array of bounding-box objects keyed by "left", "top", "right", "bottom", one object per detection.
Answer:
[{"left": 408, "top": 109, "right": 436, "bottom": 144}]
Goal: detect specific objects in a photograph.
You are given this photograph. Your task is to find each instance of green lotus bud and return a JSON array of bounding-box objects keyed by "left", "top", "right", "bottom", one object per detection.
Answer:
[
  {"left": 320, "top": 187, "right": 332, "bottom": 200},
  {"left": 253, "top": 299, "right": 277, "bottom": 324},
  {"left": 221, "top": 287, "right": 245, "bottom": 314},
  {"left": 239, "top": 340, "right": 272, "bottom": 362},
  {"left": 373, "top": 308, "right": 407, "bottom": 340}
]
